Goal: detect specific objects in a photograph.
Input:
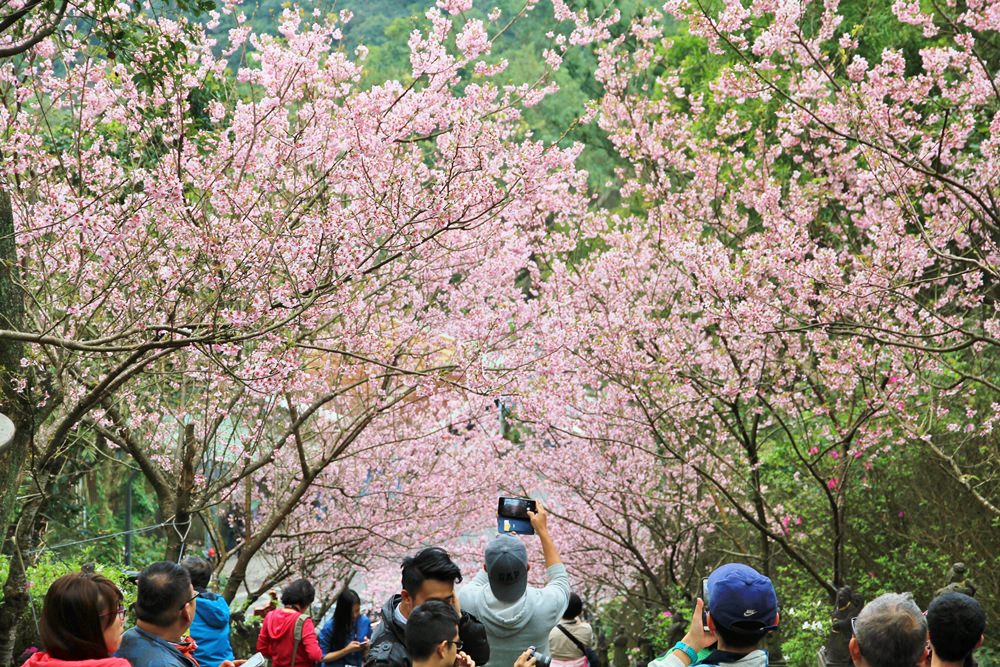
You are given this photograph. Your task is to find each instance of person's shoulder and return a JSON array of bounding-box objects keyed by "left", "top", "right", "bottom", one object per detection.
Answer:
[
  {"left": 646, "top": 651, "right": 687, "bottom": 667},
  {"left": 369, "top": 620, "right": 393, "bottom": 643},
  {"left": 93, "top": 658, "right": 133, "bottom": 667},
  {"left": 457, "top": 582, "right": 485, "bottom": 609},
  {"left": 459, "top": 610, "right": 484, "bottom": 626},
  {"left": 203, "top": 594, "right": 229, "bottom": 608},
  {"left": 116, "top": 628, "right": 148, "bottom": 652},
  {"left": 370, "top": 620, "right": 404, "bottom": 648},
  {"left": 364, "top": 636, "right": 407, "bottom": 667},
  {"left": 115, "top": 638, "right": 184, "bottom": 667}
]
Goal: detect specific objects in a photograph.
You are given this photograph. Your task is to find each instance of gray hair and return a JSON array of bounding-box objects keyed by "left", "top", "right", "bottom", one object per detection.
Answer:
[{"left": 854, "top": 593, "right": 927, "bottom": 667}]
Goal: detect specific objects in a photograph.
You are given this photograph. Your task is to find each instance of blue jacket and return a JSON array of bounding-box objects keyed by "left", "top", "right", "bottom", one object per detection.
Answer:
[
  {"left": 189, "top": 590, "right": 236, "bottom": 667},
  {"left": 318, "top": 615, "right": 372, "bottom": 667},
  {"left": 116, "top": 626, "right": 199, "bottom": 667}
]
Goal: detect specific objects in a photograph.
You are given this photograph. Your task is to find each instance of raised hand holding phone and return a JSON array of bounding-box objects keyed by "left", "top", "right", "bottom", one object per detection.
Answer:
[
  {"left": 526, "top": 502, "right": 548, "bottom": 535},
  {"left": 682, "top": 598, "right": 717, "bottom": 653}
]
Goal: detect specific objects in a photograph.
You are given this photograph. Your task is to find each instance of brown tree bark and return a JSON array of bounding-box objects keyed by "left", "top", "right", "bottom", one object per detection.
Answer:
[
  {"left": 165, "top": 424, "right": 198, "bottom": 562},
  {"left": 0, "top": 188, "right": 29, "bottom": 539}
]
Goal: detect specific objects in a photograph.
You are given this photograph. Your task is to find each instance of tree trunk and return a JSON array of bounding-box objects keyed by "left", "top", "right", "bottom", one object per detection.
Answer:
[
  {"left": 222, "top": 536, "right": 258, "bottom": 603},
  {"left": 0, "top": 187, "right": 30, "bottom": 540},
  {"left": 743, "top": 415, "right": 772, "bottom": 577},
  {"left": 165, "top": 424, "right": 197, "bottom": 561},
  {"left": 0, "top": 496, "right": 44, "bottom": 666}
]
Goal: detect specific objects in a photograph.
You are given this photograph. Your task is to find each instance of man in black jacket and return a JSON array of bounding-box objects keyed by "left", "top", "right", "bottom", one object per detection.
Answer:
[{"left": 366, "top": 548, "right": 489, "bottom": 667}]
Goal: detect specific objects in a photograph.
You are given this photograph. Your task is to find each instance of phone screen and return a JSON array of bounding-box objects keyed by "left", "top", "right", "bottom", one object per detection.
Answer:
[
  {"left": 702, "top": 577, "right": 710, "bottom": 630},
  {"left": 497, "top": 497, "right": 536, "bottom": 519}
]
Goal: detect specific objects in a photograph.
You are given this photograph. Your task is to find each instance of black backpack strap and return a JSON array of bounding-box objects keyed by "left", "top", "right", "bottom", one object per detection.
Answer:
[{"left": 556, "top": 624, "right": 588, "bottom": 654}]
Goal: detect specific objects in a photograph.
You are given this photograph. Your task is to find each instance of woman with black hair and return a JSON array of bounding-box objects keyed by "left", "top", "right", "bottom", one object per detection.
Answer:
[
  {"left": 22, "top": 571, "right": 130, "bottom": 667},
  {"left": 317, "top": 590, "right": 372, "bottom": 667}
]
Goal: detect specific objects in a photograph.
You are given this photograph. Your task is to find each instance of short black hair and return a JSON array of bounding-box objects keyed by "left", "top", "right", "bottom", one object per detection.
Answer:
[
  {"left": 401, "top": 548, "right": 462, "bottom": 596},
  {"left": 563, "top": 593, "right": 583, "bottom": 620},
  {"left": 135, "top": 561, "right": 192, "bottom": 627},
  {"left": 927, "top": 593, "right": 985, "bottom": 662},
  {"left": 180, "top": 556, "right": 213, "bottom": 590},
  {"left": 405, "top": 600, "right": 460, "bottom": 661},
  {"left": 715, "top": 624, "right": 769, "bottom": 649},
  {"left": 281, "top": 579, "right": 316, "bottom": 608}
]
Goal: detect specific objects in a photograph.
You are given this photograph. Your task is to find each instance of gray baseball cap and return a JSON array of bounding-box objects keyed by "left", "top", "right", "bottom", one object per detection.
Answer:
[{"left": 485, "top": 534, "right": 528, "bottom": 602}]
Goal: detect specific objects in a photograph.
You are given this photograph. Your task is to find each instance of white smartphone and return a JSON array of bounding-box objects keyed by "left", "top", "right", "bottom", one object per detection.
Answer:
[{"left": 243, "top": 653, "right": 266, "bottom": 667}]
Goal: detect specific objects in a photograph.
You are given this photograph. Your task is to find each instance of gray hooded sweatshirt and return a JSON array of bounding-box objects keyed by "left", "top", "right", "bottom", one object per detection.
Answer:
[{"left": 458, "top": 564, "right": 571, "bottom": 667}]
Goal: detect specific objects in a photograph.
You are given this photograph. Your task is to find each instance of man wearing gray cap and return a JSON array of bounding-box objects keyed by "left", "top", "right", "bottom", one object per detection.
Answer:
[{"left": 459, "top": 502, "right": 570, "bottom": 667}]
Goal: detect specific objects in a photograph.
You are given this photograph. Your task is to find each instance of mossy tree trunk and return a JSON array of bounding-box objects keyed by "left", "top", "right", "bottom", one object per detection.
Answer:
[{"left": 0, "top": 186, "right": 34, "bottom": 667}]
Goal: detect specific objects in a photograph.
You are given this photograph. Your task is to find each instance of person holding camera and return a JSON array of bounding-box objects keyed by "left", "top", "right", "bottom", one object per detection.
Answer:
[
  {"left": 649, "top": 564, "right": 778, "bottom": 667},
  {"left": 404, "top": 601, "right": 475, "bottom": 667},
  {"left": 458, "top": 502, "right": 570, "bottom": 667}
]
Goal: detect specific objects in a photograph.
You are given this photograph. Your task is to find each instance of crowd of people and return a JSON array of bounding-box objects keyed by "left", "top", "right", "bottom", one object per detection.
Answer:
[{"left": 18, "top": 502, "right": 988, "bottom": 667}]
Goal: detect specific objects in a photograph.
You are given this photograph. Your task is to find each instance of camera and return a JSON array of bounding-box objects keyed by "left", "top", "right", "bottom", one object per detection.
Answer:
[{"left": 527, "top": 646, "right": 551, "bottom": 667}]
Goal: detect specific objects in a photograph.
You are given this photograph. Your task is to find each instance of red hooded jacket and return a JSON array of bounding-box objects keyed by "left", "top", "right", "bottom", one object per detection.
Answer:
[
  {"left": 257, "top": 609, "right": 324, "bottom": 667},
  {"left": 22, "top": 652, "right": 132, "bottom": 667}
]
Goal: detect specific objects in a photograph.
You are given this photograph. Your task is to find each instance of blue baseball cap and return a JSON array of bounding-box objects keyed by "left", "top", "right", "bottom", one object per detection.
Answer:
[{"left": 706, "top": 564, "right": 779, "bottom": 631}]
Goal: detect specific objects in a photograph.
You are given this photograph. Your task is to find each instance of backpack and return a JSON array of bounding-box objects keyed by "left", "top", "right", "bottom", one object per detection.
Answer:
[{"left": 556, "top": 624, "right": 602, "bottom": 667}]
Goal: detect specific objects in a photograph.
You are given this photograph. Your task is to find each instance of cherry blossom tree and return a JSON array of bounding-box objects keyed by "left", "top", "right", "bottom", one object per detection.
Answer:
[
  {"left": 503, "top": 0, "right": 1000, "bottom": 621},
  {"left": 0, "top": 0, "right": 591, "bottom": 653}
]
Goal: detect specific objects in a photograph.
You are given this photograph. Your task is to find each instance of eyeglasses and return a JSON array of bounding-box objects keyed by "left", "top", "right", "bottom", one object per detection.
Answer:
[
  {"left": 182, "top": 592, "right": 199, "bottom": 609},
  {"left": 851, "top": 617, "right": 862, "bottom": 654},
  {"left": 446, "top": 640, "right": 464, "bottom": 651},
  {"left": 101, "top": 605, "right": 126, "bottom": 621}
]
